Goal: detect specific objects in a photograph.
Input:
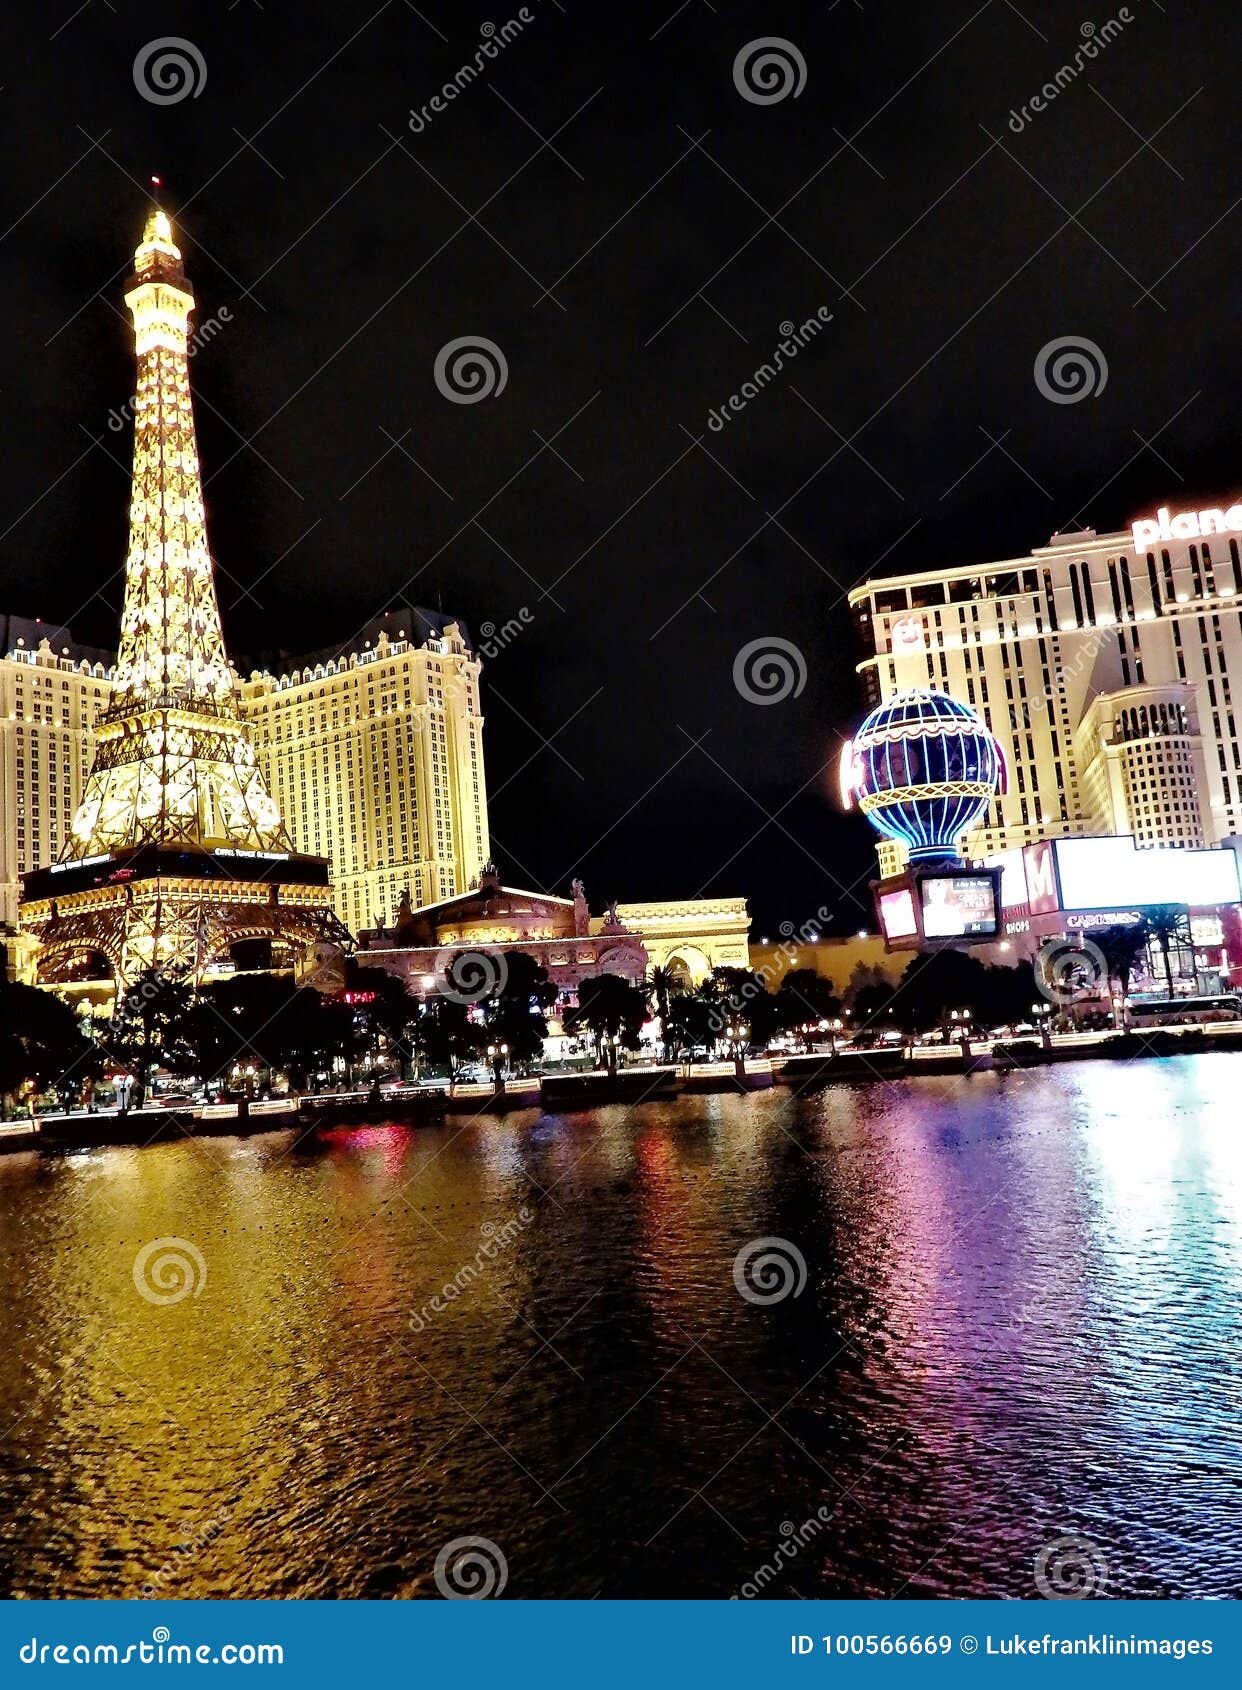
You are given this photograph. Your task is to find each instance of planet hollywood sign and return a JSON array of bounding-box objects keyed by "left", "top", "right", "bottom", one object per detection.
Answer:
[{"left": 1131, "top": 502, "right": 1242, "bottom": 551}]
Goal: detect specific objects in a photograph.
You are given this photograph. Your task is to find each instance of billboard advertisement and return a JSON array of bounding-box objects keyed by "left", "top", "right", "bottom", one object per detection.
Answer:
[
  {"left": 1023, "top": 839, "right": 1061, "bottom": 914},
  {"left": 919, "top": 873, "right": 1000, "bottom": 938},
  {"left": 1054, "top": 836, "right": 1241, "bottom": 912},
  {"left": 989, "top": 847, "right": 1032, "bottom": 915},
  {"left": 877, "top": 886, "right": 918, "bottom": 941}
]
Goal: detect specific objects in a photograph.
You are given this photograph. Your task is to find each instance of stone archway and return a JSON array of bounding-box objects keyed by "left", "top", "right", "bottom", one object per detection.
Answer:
[{"left": 661, "top": 946, "right": 712, "bottom": 987}]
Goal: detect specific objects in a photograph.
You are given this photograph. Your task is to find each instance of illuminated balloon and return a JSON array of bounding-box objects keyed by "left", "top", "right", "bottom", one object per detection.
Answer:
[{"left": 840, "top": 688, "right": 1006, "bottom": 862}]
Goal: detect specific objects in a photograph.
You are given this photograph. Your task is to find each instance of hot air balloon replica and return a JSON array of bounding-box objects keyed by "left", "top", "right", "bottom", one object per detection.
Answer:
[{"left": 839, "top": 688, "right": 1007, "bottom": 948}]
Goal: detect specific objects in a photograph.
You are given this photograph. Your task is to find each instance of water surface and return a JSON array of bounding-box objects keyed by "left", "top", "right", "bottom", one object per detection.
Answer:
[{"left": 2, "top": 1057, "right": 1241, "bottom": 1598}]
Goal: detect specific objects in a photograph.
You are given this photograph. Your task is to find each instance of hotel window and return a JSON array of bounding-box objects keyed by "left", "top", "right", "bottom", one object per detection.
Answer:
[
  {"left": 1068, "top": 565, "right": 1084, "bottom": 626},
  {"left": 1190, "top": 546, "right": 1205, "bottom": 597},
  {"left": 1107, "top": 563, "right": 1123, "bottom": 622},
  {"left": 1119, "top": 557, "right": 1135, "bottom": 618},
  {"left": 1161, "top": 550, "right": 1175, "bottom": 600}
]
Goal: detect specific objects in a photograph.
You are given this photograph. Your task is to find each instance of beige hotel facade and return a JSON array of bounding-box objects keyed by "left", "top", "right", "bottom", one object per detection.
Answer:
[
  {"left": 850, "top": 499, "right": 1242, "bottom": 875},
  {"left": 4, "top": 608, "right": 748, "bottom": 983},
  {"left": 1, "top": 607, "right": 489, "bottom": 942}
]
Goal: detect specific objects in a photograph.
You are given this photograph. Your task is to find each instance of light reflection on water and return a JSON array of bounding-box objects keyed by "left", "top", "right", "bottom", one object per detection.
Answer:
[{"left": 2, "top": 1057, "right": 1241, "bottom": 1598}]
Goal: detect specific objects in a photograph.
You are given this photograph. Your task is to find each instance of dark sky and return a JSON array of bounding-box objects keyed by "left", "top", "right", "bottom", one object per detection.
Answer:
[{"left": 2, "top": 0, "right": 1239, "bottom": 933}]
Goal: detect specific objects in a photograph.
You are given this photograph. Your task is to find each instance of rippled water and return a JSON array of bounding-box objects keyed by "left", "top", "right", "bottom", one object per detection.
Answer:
[{"left": 2, "top": 1056, "right": 1242, "bottom": 1599}]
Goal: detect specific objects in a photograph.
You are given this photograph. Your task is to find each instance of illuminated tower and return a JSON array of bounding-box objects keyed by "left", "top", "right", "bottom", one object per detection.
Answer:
[{"left": 19, "top": 204, "right": 350, "bottom": 989}]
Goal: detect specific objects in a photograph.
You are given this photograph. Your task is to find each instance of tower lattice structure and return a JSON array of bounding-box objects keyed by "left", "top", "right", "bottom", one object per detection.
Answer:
[{"left": 20, "top": 206, "right": 350, "bottom": 989}]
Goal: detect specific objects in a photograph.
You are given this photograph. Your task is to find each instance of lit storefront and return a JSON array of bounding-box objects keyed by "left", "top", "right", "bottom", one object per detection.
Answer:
[{"left": 976, "top": 834, "right": 1242, "bottom": 989}]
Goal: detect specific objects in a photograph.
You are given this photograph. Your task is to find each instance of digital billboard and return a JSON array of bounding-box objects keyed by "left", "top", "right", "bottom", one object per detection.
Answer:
[
  {"left": 878, "top": 887, "right": 918, "bottom": 941},
  {"left": 1054, "top": 836, "right": 1242, "bottom": 912},
  {"left": 989, "top": 847, "right": 1030, "bottom": 914},
  {"left": 919, "top": 873, "right": 999, "bottom": 938},
  {"left": 1023, "top": 839, "right": 1061, "bottom": 914}
]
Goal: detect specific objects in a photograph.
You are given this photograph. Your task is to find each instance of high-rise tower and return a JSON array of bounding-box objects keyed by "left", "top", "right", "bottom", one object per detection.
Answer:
[{"left": 20, "top": 206, "right": 350, "bottom": 989}]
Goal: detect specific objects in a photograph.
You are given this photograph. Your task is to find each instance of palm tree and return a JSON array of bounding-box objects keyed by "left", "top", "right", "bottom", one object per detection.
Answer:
[
  {"left": 1141, "top": 905, "right": 1191, "bottom": 997},
  {"left": 1092, "top": 923, "right": 1150, "bottom": 1001},
  {"left": 644, "top": 966, "right": 683, "bottom": 1060},
  {"left": 566, "top": 974, "right": 647, "bottom": 1071}
]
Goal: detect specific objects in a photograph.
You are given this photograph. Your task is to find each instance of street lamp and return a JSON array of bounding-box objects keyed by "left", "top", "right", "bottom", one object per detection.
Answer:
[
  {"left": 229, "top": 1061, "right": 257, "bottom": 1119},
  {"left": 486, "top": 1041, "right": 509, "bottom": 1092},
  {"left": 1031, "top": 1001, "right": 1053, "bottom": 1049},
  {"left": 725, "top": 1019, "right": 750, "bottom": 1078},
  {"left": 949, "top": 1008, "right": 973, "bottom": 1053}
]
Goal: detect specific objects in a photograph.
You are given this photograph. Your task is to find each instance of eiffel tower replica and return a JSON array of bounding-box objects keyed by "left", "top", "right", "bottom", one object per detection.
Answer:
[{"left": 20, "top": 202, "right": 350, "bottom": 990}]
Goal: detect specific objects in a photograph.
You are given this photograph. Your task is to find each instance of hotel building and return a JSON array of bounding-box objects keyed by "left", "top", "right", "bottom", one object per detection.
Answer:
[
  {"left": 2, "top": 607, "right": 488, "bottom": 946},
  {"left": 240, "top": 609, "right": 489, "bottom": 936},
  {"left": 850, "top": 503, "right": 1242, "bottom": 874},
  {"left": 0, "top": 618, "right": 112, "bottom": 933},
  {"left": 5, "top": 609, "right": 745, "bottom": 983}
]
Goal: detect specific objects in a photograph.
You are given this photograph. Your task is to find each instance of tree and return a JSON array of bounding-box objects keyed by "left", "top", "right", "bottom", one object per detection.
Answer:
[
  {"left": 564, "top": 973, "right": 647, "bottom": 1068},
  {"left": 1091, "top": 923, "right": 1149, "bottom": 1000},
  {"left": 700, "top": 966, "right": 781, "bottom": 1048},
  {"left": 645, "top": 965, "right": 681, "bottom": 1025},
  {"left": 341, "top": 962, "right": 417, "bottom": 1076},
  {"left": 272, "top": 989, "right": 355, "bottom": 1090},
  {"left": 168, "top": 975, "right": 357, "bottom": 1089},
  {"left": 980, "top": 958, "right": 1039, "bottom": 1026},
  {"left": 663, "top": 993, "right": 720, "bottom": 1064},
  {"left": 843, "top": 961, "right": 893, "bottom": 1011},
  {"left": 0, "top": 977, "right": 98, "bottom": 1113},
  {"left": 1141, "top": 905, "right": 1191, "bottom": 997},
  {"left": 481, "top": 951, "right": 556, "bottom": 1070},
  {"left": 418, "top": 996, "right": 484, "bottom": 1086},
  {"left": 850, "top": 980, "right": 896, "bottom": 1030},
  {"left": 644, "top": 965, "right": 684, "bottom": 1060},
  {"left": 776, "top": 968, "right": 842, "bottom": 1048},
  {"left": 101, "top": 969, "right": 193, "bottom": 1102}
]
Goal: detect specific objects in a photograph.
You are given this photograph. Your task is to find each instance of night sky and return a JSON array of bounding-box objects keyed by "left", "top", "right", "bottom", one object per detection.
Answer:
[{"left": 2, "top": 0, "right": 1239, "bottom": 935}]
